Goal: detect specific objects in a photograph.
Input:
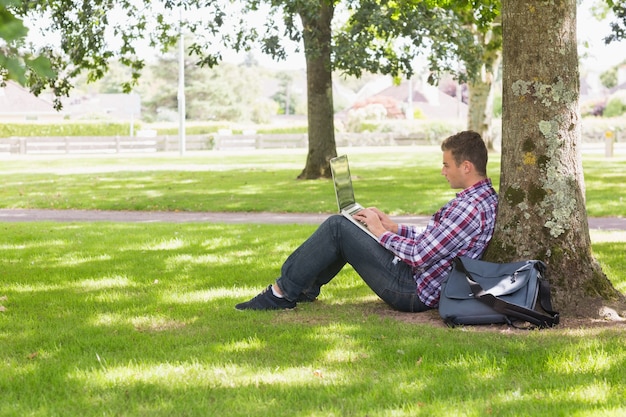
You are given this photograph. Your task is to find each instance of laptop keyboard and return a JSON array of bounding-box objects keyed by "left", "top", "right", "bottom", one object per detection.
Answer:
[{"left": 345, "top": 204, "right": 363, "bottom": 216}]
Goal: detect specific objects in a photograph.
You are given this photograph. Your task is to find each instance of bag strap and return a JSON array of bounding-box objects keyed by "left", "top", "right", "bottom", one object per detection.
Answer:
[{"left": 454, "top": 257, "right": 560, "bottom": 329}]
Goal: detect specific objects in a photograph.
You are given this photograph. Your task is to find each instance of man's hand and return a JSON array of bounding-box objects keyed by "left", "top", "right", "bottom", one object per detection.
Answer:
[
  {"left": 368, "top": 207, "right": 399, "bottom": 234},
  {"left": 353, "top": 207, "right": 397, "bottom": 237},
  {"left": 352, "top": 209, "right": 385, "bottom": 237}
]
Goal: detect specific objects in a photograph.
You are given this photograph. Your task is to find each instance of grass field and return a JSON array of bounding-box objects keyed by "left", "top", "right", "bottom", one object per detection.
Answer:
[
  {"left": 1, "top": 146, "right": 625, "bottom": 217},
  {"left": 1, "top": 147, "right": 625, "bottom": 416}
]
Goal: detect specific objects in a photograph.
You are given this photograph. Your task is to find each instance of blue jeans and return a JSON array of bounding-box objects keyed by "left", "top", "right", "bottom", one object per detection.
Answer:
[{"left": 276, "top": 215, "right": 431, "bottom": 312}]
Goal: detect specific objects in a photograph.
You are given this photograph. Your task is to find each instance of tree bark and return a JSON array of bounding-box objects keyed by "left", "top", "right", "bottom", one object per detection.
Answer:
[
  {"left": 297, "top": 0, "right": 337, "bottom": 180},
  {"left": 485, "top": 0, "right": 624, "bottom": 317}
]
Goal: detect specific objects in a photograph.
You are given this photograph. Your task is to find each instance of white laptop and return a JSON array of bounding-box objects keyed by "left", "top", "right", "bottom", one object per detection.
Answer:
[{"left": 330, "top": 155, "right": 379, "bottom": 240}]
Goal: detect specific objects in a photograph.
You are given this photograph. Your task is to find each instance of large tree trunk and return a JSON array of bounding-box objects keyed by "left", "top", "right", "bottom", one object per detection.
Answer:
[
  {"left": 485, "top": 0, "right": 624, "bottom": 317},
  {"left": 297, "top": 0, "right": 337, "bottom": 180}
]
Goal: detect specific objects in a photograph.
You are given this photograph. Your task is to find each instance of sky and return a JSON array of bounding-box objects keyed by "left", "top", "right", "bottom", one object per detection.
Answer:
[{"left": 577, "top": 0, "right": 626, "bottom": 73}]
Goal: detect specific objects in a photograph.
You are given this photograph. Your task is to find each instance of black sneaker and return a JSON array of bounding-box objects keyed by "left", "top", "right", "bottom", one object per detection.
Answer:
[{"left": 235, "top": 285, "right": 297, "bottom": 311}]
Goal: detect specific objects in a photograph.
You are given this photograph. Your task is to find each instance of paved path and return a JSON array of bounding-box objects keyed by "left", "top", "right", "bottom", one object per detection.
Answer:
[{"left": 0, "top": 209, "right": 625, "bottom": 230}]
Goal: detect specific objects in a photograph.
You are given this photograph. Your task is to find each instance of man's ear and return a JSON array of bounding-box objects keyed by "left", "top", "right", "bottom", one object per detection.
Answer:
[{"left": 463, "top": 160, "right": 473, "bottom": 174}]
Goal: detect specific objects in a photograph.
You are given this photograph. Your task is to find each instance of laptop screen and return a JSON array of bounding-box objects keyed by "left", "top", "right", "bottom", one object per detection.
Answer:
[{"left": 330, "top": 155, "right": 356, "bottom": 211}]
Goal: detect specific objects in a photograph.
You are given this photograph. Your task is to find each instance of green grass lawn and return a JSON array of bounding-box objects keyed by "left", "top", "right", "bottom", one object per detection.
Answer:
[
  {"left": 0, "top": 222, "right": 624, "bottom": 417},
  {"left": 1, "top": 147, "right": 625, "bottom": 416},
  {"left": 1, "top": 147, "right": 624, "bottom": 217}
]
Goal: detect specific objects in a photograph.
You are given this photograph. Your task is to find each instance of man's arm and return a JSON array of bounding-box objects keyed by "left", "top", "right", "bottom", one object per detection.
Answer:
[{"left": 378, "top": 201, "right": 482, "bottom": 267}]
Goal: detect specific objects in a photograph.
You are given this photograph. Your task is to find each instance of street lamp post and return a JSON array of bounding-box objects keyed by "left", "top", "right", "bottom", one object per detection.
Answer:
[{"left": 177, "top": 7, "right": 186, "bottom": 156}]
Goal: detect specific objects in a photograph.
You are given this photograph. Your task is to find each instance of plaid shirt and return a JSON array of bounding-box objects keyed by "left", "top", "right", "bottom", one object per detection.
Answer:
[{"left": 379, "top": 178, "right": 498, "bottom": 307}]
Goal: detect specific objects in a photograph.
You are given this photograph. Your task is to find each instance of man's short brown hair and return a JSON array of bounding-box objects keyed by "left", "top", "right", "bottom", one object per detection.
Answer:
[{"left": 441, "top": 130, "right": 488, "bottom": 176}]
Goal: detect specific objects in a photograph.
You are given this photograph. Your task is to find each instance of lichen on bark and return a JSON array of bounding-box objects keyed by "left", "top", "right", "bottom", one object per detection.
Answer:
[{"left": 537, "top": 116, "right": 577, "bottom": 238}]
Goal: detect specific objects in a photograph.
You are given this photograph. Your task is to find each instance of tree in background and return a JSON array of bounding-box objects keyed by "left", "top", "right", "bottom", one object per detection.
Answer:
[
  {"left": 342, "top": 0, "right": 502, "bottom": 151},
  {"left": 2, "top": 0, "right": 494, "bottom": 179},
  {"left": 139, "top": 50, "right": 267, "bottom": 123},
  {"left": 458, "top": 2, "right": 501, "bottom": 151},
  {"left": 605, "top": 0, "right": 626, "bottom": 42},
  {"left": 291, "top": 0, "right": 335, "bottom": 178},
  {"left": 271, "top": 71, "right": 298, "bottom": 115},
  {"left": 486, "top": 0, "right": 624, "bottom": 317},
  {"left": 2, "top": 1, "right": 622, "bottom": 146},
  {"left": 600, "top": 66, "right": 618, "bottom": 89}
]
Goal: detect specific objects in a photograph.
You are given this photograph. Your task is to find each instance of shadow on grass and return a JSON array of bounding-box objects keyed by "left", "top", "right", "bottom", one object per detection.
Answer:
[{"left": 1, "top": 222, "right": 625, "bottom": 416}]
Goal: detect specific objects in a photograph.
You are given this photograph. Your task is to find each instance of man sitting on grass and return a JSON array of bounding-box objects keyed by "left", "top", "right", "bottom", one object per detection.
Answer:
[{"left": 236, "top": 130, "right": 498, "bottom": 312}]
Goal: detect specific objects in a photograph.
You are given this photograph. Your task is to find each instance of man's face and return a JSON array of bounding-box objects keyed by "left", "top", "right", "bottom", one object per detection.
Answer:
[{"left": 441, "top": 150, "right": 466, "bottom": 189}]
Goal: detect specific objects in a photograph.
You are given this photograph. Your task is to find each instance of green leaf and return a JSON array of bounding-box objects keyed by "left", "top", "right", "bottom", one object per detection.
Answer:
[
  {"left": 0, "top": 55, "right": 27, "bottom": 84},
  {"left": 25, "top": 55, "right": 57, "bottom": 79},
  {"left": 0, "top": 7, "right": 28, "bottom": 42}
]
